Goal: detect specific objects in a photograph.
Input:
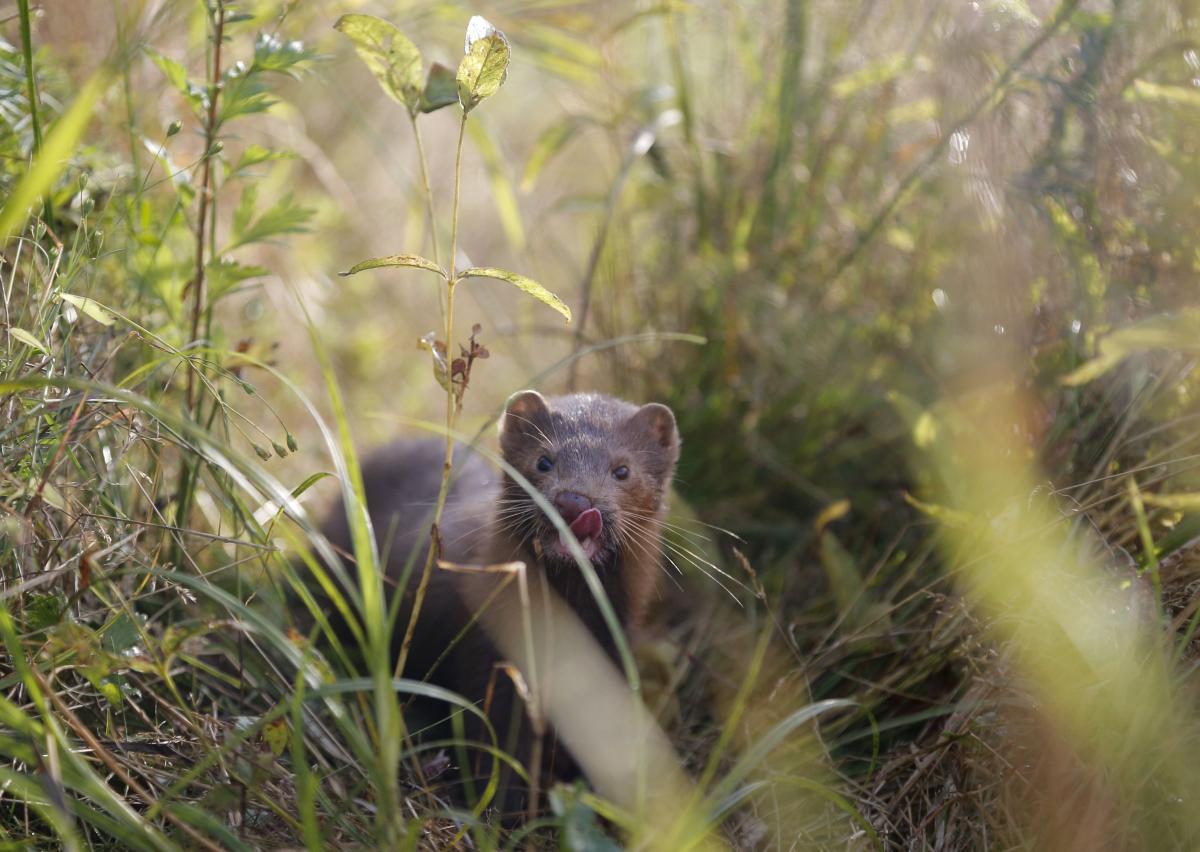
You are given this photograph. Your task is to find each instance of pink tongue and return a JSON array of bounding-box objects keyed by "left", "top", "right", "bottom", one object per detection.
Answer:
[{"left": 568, "top": 507, "right": 603, "bottom": 541}]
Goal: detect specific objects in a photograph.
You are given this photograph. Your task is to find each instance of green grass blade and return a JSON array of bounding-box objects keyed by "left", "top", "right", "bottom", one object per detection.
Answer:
[{"left": 0, "top": 69, "right": 109, "bottom": 244}]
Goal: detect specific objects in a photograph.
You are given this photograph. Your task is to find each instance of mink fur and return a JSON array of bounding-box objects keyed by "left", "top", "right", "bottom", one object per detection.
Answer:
[{"left": 316, "top": 391, "right": 680, "bottom": 811}]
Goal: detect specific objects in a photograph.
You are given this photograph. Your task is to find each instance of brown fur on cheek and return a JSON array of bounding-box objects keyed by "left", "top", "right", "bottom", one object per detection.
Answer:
[{"left": 623, "top": 478, "right": 664, "bottom": 517}]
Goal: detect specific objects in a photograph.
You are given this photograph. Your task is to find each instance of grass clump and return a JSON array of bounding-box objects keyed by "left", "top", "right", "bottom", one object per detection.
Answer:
[{"left": 2, "top": 1, "right": 1200, "bottom": 849}]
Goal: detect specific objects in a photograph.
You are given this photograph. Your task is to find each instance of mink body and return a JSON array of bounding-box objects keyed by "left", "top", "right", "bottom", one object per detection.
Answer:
[{"left": 317, "top": 391, "right": 680, "bottom": 809}]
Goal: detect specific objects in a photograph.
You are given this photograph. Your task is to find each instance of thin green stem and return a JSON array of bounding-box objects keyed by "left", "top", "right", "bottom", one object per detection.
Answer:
[
  {"left": 448, "top": 111, "right": 467, "bottom": 277},
  {"left": 395, "top": 111, "right": 469, "bottom": 679},
  {"left": 409, "top": 113, "right": 440, "bottom": 269},
  {"left": 114, "top": 2, "right": 141, "bottom": 195},
  {"left": 185, "top": 0, "right": 225, "bottom": 415},
  {"left": 1128, "top": 478, "right": 1163, "bottom": 614},
  {"left": 171, "top": 0, "right": 224, "bottom": 569},
  {"left": 17, "top": 0, "right": 53, "bottom": 231}
]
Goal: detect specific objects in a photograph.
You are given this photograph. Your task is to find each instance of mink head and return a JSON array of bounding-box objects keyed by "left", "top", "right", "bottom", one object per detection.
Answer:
[{"left": 497, "top": 390, "right": 679, "bottom": 571}]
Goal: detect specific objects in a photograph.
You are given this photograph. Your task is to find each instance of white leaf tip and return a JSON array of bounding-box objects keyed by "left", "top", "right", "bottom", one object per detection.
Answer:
[{"left": 464, "top": 15, "right": 497, "bottom": 53}]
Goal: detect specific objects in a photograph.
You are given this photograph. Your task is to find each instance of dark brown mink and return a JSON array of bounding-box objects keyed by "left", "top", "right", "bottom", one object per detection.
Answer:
[{"left": 316, "top": 390, "right": 680, "bottom": 811}]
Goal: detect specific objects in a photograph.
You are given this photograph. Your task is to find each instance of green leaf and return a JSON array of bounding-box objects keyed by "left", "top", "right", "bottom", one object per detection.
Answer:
[
  {"left": 25, "top": 593, "right": 65, "bottom": 633},
  {"left": 252, "top": 32, "right": 316, "bottom": 78},
  {"left": 262, "top": 716, "right": 290, "bottom": 756},
  {"left": 146, "top": 49, "right": 204, "bottom": 115},
  {"left": 1059, "top": 350, "right": 1125, "bottom": 387},
  {"left": 334, "top": 14, "right": 424, "bottom": 114},
  {"left": 99, "top": 680, "right": 122, "bottom": 706},
  {"left": 1061, "top": 310, "right": 1200, "bottom": 386},
  {"left": 1142, "top": 493, "right": 1200, "bottom": 511},
  {"left": 60, "top": 293, "right": 117, "bottom": 326},
  {"left": 419, "top": 63, "right": 459, "bottom": 113},
  {"left": 233, "top": 183, "right": 258, "bottom": 237},
  {"left": 209, "top": 258, "right": 269, "bottom": 282},
  {"left": 229, "top": 143, "right": 295, "bottom": 177},
  {"left": 7, "top": 327, "right": 47, "bottom": 354},
  {"left": 218, "top": 70, "right": 277, "bottom": 124},
  {"left": 458, "top": 267, "right": 571, "bottom": 321},
  {"left": 550, "top": 783, "right": 623, "bottom": 852},
  {"left": 457, "top": 17, "right": 510, "bottom": 112},
  {"left": 912, "top": 410, "right": 938, "bottom": 448},
  {"left": 229, "top": 188, "right": 314, "bottom": 250},
  {"left": 902, "top": 491, "right": 978, "bottom": 530},
  {"left": 208, "top": 258, "right": 269, "bottom": 301},
  {"left": 1126, "top": 79, "right": 1200, "bottom": 109},
  {"left": 818, "top": 528, "right": 885, "bottom": 631},
  {"left": 217, "top": 35, "right": 314, "bottom": 125},
  {"left": 339, "top": 254, "right": 446, "bottom": 278},
  {"left": 101, "top": 612, "right": 142, "bottom": 655}
]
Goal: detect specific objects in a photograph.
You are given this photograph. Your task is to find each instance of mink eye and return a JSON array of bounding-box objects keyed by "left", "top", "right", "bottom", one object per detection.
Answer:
[
  {"left": 536, "top": 455, "right": 554, "bottom": 473},
  {"left": 612, "top": 465, "right": 630, "bottom": 481}
]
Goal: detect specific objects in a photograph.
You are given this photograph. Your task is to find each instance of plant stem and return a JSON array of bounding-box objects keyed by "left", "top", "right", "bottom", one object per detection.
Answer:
[
  {"left": 17, "top": 0, "right": 53, "bottom": 231},
  {"left": 409, "top": 114, "right": 440, "bottom": 269},
  {"left": 396, "top": 111, "right": 469, "bottom": 679},
  {"left": 185, "top": 0, "right": 225, "bottom": 415},
  {"left": 1128, "top": 478, "right": 1163, "bottom": 615},
  {"left": 172, "top": 0, "right": 224, "bottom": 567},
  {"left": 115, "top": 3, "right": 141, "bottom": 191},
  {"left": 410, "top": 112, "right": 446, "bottom": 315}
]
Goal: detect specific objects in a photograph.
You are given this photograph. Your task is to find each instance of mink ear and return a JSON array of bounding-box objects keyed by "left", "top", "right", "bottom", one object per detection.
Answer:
[
  {"left": 626, "top": 402, "right": 679, "bottom": 456},
  {"left": 500, "top": 390, "right": 551, "bottom": 454}
]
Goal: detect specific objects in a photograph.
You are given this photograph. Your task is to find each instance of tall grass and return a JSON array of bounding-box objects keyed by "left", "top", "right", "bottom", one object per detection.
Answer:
[{"left": 2, "top": 0, "right": 1199, "bottom": 849}]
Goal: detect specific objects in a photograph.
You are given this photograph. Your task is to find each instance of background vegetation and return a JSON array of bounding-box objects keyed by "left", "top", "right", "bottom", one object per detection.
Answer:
[{"left": 3, "top": 0, "right": 1200, "bottom": 848}]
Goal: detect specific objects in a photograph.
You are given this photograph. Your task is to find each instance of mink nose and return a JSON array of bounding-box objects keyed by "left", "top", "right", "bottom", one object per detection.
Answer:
[{"left": 553, "top": 491, "right": 593, "bottom": 524}]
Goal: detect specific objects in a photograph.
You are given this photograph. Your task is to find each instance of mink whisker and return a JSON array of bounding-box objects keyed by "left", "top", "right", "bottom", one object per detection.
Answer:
[
  {"left": 619, "top": 521, "right": 677, "bottom": 574},
  {"left": 619, "top": 522, "right": 686, "bottom": 582},
  {"left": 622, "top": 507, "right": 742, "bottom": 543},
  {"left": 659, "top": 537, "right": 748, "bottom": 592},
  {"left": 626, "top": 519, "right": 743, "bottom": 601},
  {"left": 622, "top": 510, "right": 714, "bottom": 545},
  {"left": 620, "top": 525, "right": 685, "bottom": 591}
]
